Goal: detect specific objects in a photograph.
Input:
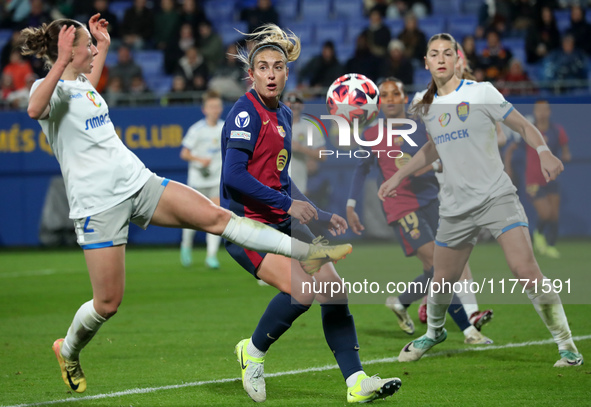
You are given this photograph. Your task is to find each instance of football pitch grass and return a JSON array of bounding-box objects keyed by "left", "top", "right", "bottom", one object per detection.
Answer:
[{"left": 1, "top": 240, "right": 590, "bottom": 406}]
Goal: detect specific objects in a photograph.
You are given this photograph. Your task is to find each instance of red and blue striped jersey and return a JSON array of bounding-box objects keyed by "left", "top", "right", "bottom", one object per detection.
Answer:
[
  {"left": 221, "top": 89, "right": 293, "bottom": 224},
  {"left": 349, "top": 120, "right": 439, "bottom": 223}
]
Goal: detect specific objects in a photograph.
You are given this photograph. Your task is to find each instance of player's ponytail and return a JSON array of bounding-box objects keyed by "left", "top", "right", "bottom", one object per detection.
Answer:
[
  {"left": 410, "top": 33, "right": 458, "bottom": 117},
  {"left": 20, "top": 19, "right": 84, "bottom": 70},
  {"left": 235, "top": 24, "right": 301, "bottom": 70}
]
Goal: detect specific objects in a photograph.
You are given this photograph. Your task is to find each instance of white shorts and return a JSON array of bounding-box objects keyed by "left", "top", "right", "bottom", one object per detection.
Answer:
[
  {"left": 435, "top": 192, "right": 529, "bottom": 248},
  {"left": 73, "top": 174, "right": 168, "bottom": 249}
]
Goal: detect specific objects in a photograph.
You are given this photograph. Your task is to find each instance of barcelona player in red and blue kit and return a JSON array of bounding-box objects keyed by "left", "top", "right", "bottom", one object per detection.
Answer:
[
  {"left": 505, "top": 100, "right": 571, "bottom": 259},
  {"left": 346, "top": 78, "right": 492, "bottom": 344},
  {"left": 221, "top": 24, "right": 401, "bottom": 404}
]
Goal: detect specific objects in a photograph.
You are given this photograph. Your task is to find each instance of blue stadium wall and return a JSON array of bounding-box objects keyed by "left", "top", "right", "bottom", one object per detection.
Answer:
[{"left": 1, "top": 96, "right": 590, "bottom": 247}]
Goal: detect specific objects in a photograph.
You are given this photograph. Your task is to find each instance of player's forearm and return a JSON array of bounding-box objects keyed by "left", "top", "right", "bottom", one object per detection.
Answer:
[
  {"left": 27, "top": 60, "right": 68, "bottom": 119},
  {"left": 397, "top": 140, "right": 439, "bottom": 180}
]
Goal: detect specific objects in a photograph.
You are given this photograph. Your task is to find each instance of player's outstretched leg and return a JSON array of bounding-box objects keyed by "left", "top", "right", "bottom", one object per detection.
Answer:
[
  {"left": 235, "top": 338, "right": 266, "bottom": 402},
  {"left": 347, "top": 373, "right": 402, "bottom": 403},
  {"left": 52, "top": 339, "right": 86, "bottom": 393}
]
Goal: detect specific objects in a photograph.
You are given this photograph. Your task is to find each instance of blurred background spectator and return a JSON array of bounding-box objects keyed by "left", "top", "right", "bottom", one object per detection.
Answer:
[
  {"left": 110, "top": 45, "right": 143, "bottom": 91},
  {"left": 363, "top": 8, "right": 391, "bottom": 57},
  {"left": 526, "top": 6, "right": 561, "bottom": 64},
  {"left": 121, "top": 0, "right": 154, "bottom": 50},
  {"left": 398, "top": 13, "right": 427, "bottom": 63},
  {"left": 380, "top": 39, "right": 413, "bottom": 85},
  {"left": 299, "top": 41, "right": 343, "bottom": 88},
  {"left": 240, "top": 0, "right": 279, "bottom": 34},
  {"left": 175, "top": 46, "right": 208, "bottom": 91}
]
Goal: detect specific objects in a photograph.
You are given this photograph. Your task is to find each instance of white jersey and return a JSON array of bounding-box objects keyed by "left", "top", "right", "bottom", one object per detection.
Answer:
[
  {"left": 288, "top": 117, "right": 325, "bottom": 192},
  {"left": 413, "top": 80, "right": 516, "bottom": 216},
  {"left": 31, "top": 76, "right": 151, "bottom": 219},
  {"left": 182, "top": 118, "right": 224, "bottom": 188}
]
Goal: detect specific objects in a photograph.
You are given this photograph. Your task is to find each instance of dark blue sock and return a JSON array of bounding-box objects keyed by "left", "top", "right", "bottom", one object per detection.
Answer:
[
  {"left": 251, "top": 292, "right": 310, "bottom": 352},
  {"left": 321, "top": 303, "right": 363, "bottom": 380},
  {"left": 537, "top": 220, "right": 547, "bottom": 234},
  {"left": 448, "top": 294, "right": 471, "bottom": 330},
  {"left": 545, "top": 220, "right": 559, "bottom": 246},
  {"left": 399, "top": 266, "right": 434, "bottom": 307}
]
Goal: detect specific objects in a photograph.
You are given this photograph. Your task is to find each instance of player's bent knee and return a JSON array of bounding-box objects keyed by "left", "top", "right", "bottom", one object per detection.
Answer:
[{"left": 94, "top": 298, "right": 122, "bottom": 319}]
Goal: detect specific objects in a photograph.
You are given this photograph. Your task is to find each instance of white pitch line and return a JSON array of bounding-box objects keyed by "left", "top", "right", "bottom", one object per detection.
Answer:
[{"left": 4, "top": 334, "right": 590, "bottom": 407}]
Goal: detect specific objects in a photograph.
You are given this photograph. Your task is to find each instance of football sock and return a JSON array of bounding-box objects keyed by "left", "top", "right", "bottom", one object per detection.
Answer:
[
  {"left": 206, "top": 233, "right": 221, "bottom": 258},
  {"left": 321, "top": 303, "right": 363, "bottom": 380},
  {"left": 455, "top": 278, "right": 479, "bottom": 317},
  {"left": 181, "top": 228, "right": 195, "bottom": 249},
  {"left": 537, "top": 220, "right": 547, "bottom": 234},
  {"left": 246, "top": 339, "right": 266, "bottom": 359},
  {"left": 61, "top": 300, "right": 106, "bottom": 360},
  {"left": 426, "top": 289, "right": 453, "bottom": 340},
  {"left": 251, "top": 292, "right": 310, "bottom": 353},
  {"left": 399, "top": 267, "right": 434, "bottom": 307},
  {"left": 526, "top": 285, "right": 578, "bottom": 353},
  {"left": 221, "top": 213, "right": 309, "bottom": 260},
  {"left": 545, "top": 221, "right": 559, "bottom": 246},
  {"left": 448, "top": 294, "right": 471, "bottom": 330}
]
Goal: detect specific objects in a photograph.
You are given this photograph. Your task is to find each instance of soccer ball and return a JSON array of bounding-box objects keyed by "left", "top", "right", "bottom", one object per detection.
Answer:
[{"left": 326, "top": 73, "right": 380, "bottom": 128}]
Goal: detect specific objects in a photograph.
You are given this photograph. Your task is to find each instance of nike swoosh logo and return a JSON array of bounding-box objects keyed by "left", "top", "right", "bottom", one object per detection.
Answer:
[
  {"left": 567, "top": 359, "right": 581, "bottom": 365},
  {"left": 453, "top": 307, "right": 461, "bottom": 314},
  {"left": 403, "top": 343, "right": 412, "bottom": 352},
  {"left": 66, "top": 371, "right": 79, "bottom": 391},
  {"left": 354, "top": 345, "right": 360, "bottom": 350},
  {"left": 263, "top": 120, "right": 270, "bottom": 125},
  {"left": 267, "top": 333, "right": 276, "bottom": 340}
]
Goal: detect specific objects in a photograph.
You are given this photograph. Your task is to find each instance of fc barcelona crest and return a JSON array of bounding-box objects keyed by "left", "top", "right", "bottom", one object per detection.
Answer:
[
  {"left": 456, "top": 102, "right": 470, "bottom": 122},
  {"left": 277, "top": 126, "right": 286, "bottom": 138}
]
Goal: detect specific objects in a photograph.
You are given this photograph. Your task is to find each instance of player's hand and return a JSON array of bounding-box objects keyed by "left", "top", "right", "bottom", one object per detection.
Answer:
[
  {"left": 288, "top": 200, "right": 318, "bottom": 225},
  {"left": 539, "top": 151, "right": 564, "bottom": 182},
  {"left": 89, "top": 13, "right": 110, "bottom": 46},
  {"left": 327, "top": 213, "right": 348, "bottom": 237},
  {"left": 346, "top": 206, "right": 364, "bottom": 235},
  {"left": 199, "top": 158, "right": 212, "bottom": 167},
  {"left": 56, "top": 25, "right": 76, "bottom": 65},
  {"left": 378, "top": 174, "right": 400, "bottom": 202}
]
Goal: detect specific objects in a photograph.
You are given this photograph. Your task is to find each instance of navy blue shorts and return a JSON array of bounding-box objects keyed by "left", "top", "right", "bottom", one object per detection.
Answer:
[
  {"left": 225, "top": 217, "right": 316, "bottom": 278},
  {"left": 392, "top": 199, "right": 440, "bottom": 257},
  {"left": 526, "top": 180, "right": 559, "bottom": 200}
]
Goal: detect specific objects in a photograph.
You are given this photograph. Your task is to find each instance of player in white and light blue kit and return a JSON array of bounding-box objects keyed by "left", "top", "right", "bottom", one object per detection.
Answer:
[
  {"left": 21, "top": 16, "right": 352, "bottom": 394},
  {"left": 180, "top": 90, "right": 224, "bottom": 269},
  {"left": 379, "top": 33, "right": 582, "bottom": 367}
]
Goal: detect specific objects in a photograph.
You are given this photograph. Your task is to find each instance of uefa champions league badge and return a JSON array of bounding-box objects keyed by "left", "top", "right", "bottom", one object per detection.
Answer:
[{"left": 456, "top": 102, "right": 470, "bottom": 122}]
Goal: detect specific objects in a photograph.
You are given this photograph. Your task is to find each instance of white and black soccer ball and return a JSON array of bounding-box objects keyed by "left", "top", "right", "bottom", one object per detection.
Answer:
[{"left": 326, "top": 73, "right": 381, "bottom": 128}]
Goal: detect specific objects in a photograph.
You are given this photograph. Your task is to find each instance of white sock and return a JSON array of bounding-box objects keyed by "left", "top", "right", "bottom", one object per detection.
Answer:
[
  {"left": 181, "top": 228, "right": 195, "bottom": 249},
  {"left": 221, "top": 213, "right": 309, "bottom": 260},
  {"left": 247, "top": 338, "right": 266, "bottom": 358},
  {"left": 426, "top": 288, "right": 452, "bottom": 340},
  {"left": 61, "top": 300, "right": 106, "bottom": 360},
  {"left": 346, "top": 370, "right": 365, "bottom": 388},
  {"left": 456, "top": 278, "right": 478, "bottom": 317},
  {"left": 463, "top": 325, "right": 478, "bottom": 337},
  {"left": 526, "top": 285, "right": 577, "bottom": 353},
  {"left": 206, "top": 233, "right": 221, "bottom": 258}
]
